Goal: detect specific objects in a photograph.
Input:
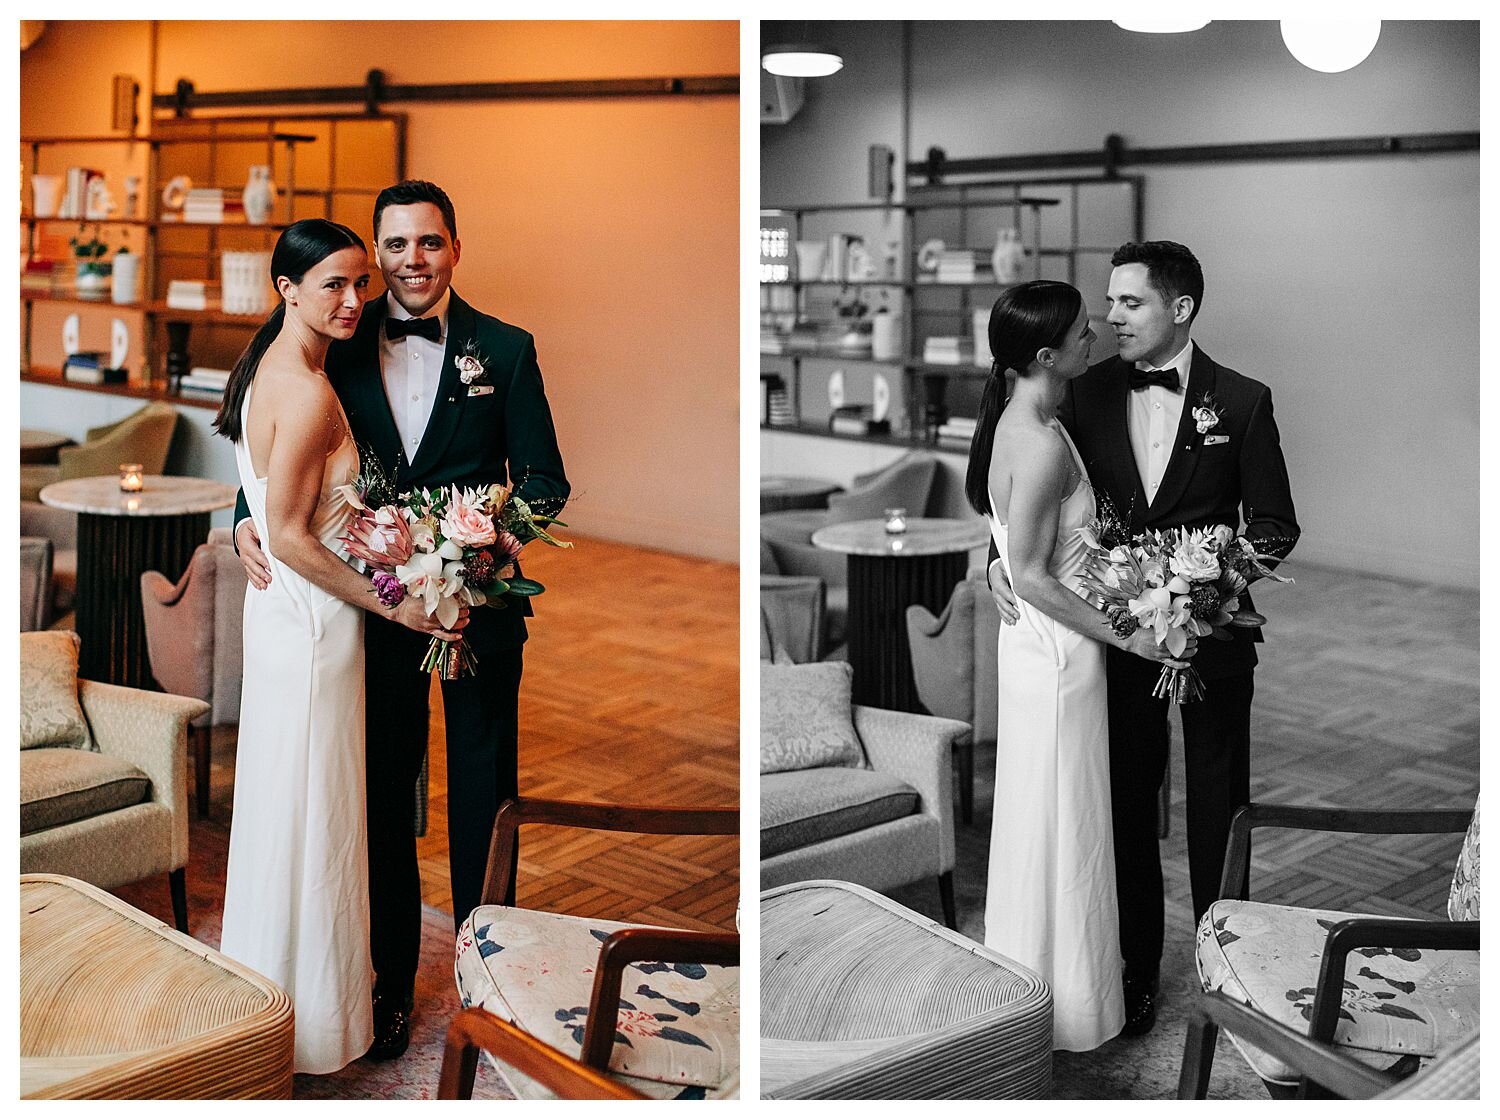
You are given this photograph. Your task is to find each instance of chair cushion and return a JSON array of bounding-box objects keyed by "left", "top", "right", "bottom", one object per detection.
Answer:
[
  {"left": 20, "top": 747, "right": 150, "bottom": 833},
  {"left": 19, "top": 631, "right": 93, "bottom": 751},
  {"left": 1196, "top": 899, "right": 1481, "bottom": 1084},
  {"left": 1448, "top": 798, "right": 1479, "bottom": 921},
  {"left": 760, "top": 660, "right": 864, "bottom": 774},
  {"left": 454, "top": 906, "right": 738, "bottom": 1097},
  {"left": 760, "top": 767, "right": 920, "bottom": 857}
]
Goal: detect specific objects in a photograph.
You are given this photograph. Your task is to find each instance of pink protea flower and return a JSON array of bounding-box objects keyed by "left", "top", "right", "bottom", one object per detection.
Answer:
[
  {"left": 491, "top": 529, "right": 522, "bottom": 567},
  {"left": 342, "top": 504, "right": 415, "bottom": 567}
]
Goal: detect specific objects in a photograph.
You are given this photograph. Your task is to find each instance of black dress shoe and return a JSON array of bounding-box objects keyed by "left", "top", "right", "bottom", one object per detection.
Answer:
[
  {"left": 1121, "top": 976, "right": 1158, "bottom": 1037},
  {"left": 366, "top": 993, "right": 411, "bottom": 1061}
]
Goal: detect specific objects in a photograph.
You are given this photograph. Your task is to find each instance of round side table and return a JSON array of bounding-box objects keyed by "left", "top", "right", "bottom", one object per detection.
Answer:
[
  {"left": 812, "top": 517, "right": 990, "bottom": 711},
  {"left": 760, "top": 475, "right": 843, "bottom": 514},
  {"left": 21, "top": 428, "right": 75, "bottom": 465},
  {"left": 39, "top": 475, "right": 236, "bottom": 689}
]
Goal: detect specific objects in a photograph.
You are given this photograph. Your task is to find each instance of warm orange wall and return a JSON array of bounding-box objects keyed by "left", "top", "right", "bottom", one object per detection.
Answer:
[{"left": 21, "top": 20, "right": 740, "bottom": 561}]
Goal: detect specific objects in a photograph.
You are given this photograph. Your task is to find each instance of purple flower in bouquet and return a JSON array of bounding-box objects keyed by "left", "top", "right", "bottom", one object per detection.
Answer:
[{"left": 371, "top": 570, "right": 407, "bottom": 608}]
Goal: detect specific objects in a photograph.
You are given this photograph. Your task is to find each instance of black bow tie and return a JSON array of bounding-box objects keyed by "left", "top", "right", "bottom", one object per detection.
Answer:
[
  {"left": 1129, "top": 366, "right": 1181, "bottom": 392},
  {"left": 385, "top": 316, "right": 441, "bottom": 343}
]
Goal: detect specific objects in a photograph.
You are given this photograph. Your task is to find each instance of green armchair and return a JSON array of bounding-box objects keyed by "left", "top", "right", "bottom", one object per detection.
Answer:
[{"left": 21, "top": 400, "right": 179, "bottom": 502}]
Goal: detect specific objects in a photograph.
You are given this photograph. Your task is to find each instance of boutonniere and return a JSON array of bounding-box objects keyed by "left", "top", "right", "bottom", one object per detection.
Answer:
[
  {"left": 455, "top": 341, "right": 493, "bottom": 395},
  {"left": 1191, "top": 392, "right": 1223, "bottom": 435}
]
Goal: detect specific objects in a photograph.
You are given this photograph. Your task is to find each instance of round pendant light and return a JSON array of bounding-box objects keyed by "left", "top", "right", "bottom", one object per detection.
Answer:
[
  {"left": 1280, "top": 20, "right": 1381, "bottom": 73},
  {"left": 762, "top": 43, "right": 844, "bottom": 78},
  {"left": 1112, "top": 18, "right": 1210, "bottom": 33}
]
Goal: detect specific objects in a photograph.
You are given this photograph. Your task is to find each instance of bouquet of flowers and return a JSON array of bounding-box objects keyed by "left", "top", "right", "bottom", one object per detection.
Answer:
[
  {"left": 337, "top": 454, "right": 570, "bottom": 678},
  {"left": 1079, "top": 510, "right": 1290, "bottom": 704}
]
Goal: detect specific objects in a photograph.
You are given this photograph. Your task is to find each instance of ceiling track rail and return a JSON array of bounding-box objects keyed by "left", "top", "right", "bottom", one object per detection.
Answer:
[
  {"left": 910, "top": 130, "right": 1479, "bottom": 184},
  {"left": 154, "top": 70, "right": 738, "bottom": 116}
]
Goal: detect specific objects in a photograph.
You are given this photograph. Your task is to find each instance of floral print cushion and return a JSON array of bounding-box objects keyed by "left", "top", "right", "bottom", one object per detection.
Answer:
[
  {"left": 1196, "top": 900, "right": 1480, "bottom": 1085},
  {"left": 1447, "top": 799, "right": 1479, "bottom": 922},
  {"left": 455, "top": 906, "right": 738, "bottom": 1099}
]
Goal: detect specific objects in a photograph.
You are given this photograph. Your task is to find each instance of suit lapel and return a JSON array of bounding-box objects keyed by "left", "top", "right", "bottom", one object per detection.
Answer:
[
  {"left": 1149, "top": 347, "right": 1218, "bottom": 518},
  {"left": 408, "top": 292, "right": 475, "bottom": 479},
  {"left": 1097, "top": 358, "right": 1149, "bottom": 527},
  {"left": 336, "top": 300, "right": 404, "bottom": 476}
]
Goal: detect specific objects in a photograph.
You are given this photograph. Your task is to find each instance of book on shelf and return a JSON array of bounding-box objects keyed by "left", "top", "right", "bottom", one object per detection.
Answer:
[
  {"left": 922, "top": 336, "right": 973, "bottom": 365},
  {"left": 62, "top": 352, "right": 126, "bottom": 385},
  {"left": 829, "top": 404, "right": 891, "bottom": 437},
  {"left": 166, "top": 279, "right": 223, "bottom": 311},
  {"left": 935, "top": 249, "right": 978, "bottom": 284},
  {"left": 178, "top": 367, "right": 231, "bottom": 394}
]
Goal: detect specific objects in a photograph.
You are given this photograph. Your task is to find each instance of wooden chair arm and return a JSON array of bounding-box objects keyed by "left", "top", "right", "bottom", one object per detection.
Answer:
[
  {"left": 439, "top": 1007, "right": 645, "bottom": 1100},
  {"left": 1183, "top": 992, "right": 1396, "bottom": 1100},
  {"left": 480, "top": 796, "right": 739, "bottom": 908},
  {"left": 1219, "top": 803, "right": 1474, "bottom": 901},
  {"left": 580, "top": 927, "right": 740, "bottom": 1070},
  {"left": 1308, "top": 918, "right": 1479, "bottom": 1045}
]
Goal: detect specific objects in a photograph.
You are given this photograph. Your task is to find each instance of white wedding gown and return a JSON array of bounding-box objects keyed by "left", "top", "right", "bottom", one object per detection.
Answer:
[
  {"left": 984, "top": 422, "right": 1124, "bottom": 1052},
  {"left": 220, "top": 382, "right": 374, "bottom": 1073}
]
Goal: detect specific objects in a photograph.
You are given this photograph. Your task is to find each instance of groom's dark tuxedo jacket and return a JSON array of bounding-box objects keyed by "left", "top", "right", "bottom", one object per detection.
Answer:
[
  {"left": 235, "top": 290, "right": 569, "bottom": 652},
  {"left": 1059, "top": 345, "right": 1298, "bottom": 680}
]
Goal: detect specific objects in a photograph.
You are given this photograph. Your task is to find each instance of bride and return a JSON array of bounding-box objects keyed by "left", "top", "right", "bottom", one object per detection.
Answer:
[
  {"left": 212, "top": 219, "right": 467, "bottom": 1073},
  {"left": 965, "top": 281, "right": 1192, "bottom": 1051}
]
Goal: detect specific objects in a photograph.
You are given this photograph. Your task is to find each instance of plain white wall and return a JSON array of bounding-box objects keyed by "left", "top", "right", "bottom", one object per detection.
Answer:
[{"left": 763, "top": 20, "right": 1479, "bottom": 588}]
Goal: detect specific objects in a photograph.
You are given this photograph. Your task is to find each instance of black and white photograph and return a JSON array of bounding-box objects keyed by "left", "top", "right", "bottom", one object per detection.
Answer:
[{"left": 758, "top": 19, "right": 1478, "bottom": 1100}]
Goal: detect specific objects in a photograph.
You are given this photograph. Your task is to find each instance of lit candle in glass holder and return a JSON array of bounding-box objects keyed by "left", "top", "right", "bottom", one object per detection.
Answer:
[
  {"left": 884, "top": 507, "right": 908, "bottom": 535},
  {"left": 119, "top": 463, "right": 145, "bottom": 492}
]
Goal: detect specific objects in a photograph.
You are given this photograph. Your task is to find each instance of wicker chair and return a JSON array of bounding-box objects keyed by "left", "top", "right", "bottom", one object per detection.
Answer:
[
  {"left": 1179, "top": 799, "right": 1480, "bottom": 1099},
  {"left": 141, "top": 527, "right": 247, "bottom": 820},
  {"left": 20, "top": 631, "right": 206, "bottom": 932},
  {"left": 1183, "top": 992, "right": 1478, "bottom": 1099},
  {"left": 442, "top": 797, "right": 740, "bottom": 1100},
  {"left": 21, "top": 874, "right": 294, "bottom": 1099},
  {"left": 20, "top": 400, "right": 179, "bottom": 502},
  {"left": 761, "top": 880, "right": 1052, "bottom": 1098}
]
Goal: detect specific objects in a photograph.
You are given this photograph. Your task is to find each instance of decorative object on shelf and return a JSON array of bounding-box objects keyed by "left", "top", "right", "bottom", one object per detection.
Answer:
[
  {"left": 883, "top": 508, "right": 908, "bottom": 535},
  {"left": 123, "top": 175, "right": 141, "bottom": 218},
  {"left": 794, "top": 240, "right": 827, "bottom": 283},
  {"left": 973, "top": 308, "right": 993, "bottom": 368},
  {"left": 824, "top": 234, "right": 848, "bottom": 282},
  {"left": 111, "top": 250, "right": 139, "bottom": 305},
  {"left": 118, "top": 463, "right": 145, "bottom": 493},
  {"left": 165, "top": 320, "right": 193, "bottom": 390},
  {"left": 846, "top": 237, "right": 877, "bottom": 280},
  {"left": 917, "top": 238, "right": 946, "bottom": 274},
  {"left": 59, "top": 167, "right": 103, "bottom": 219},
  {"left": 110, "top": 318, "right": 130, "bottom": 372},
  {"left": 991, "top": 228, "right": 1025, "bottom": 284},
  {"left": 30, "top": 174, "right": 62, "bottom": 218},
  {"left": 242, "top": 165, "right": 276, "bottom": 225},
  {"left": 62, "top": 312, "right": 80, "bottom": 355},
  {"left": 84, "top": 176, "right": 114, "bottom": 220},
  {"left": 221, "top": 250, "right": 273, "bottom": 314},
  {"left": 161, "top": 174, "right": 192, "bottom": 212},
  {"left": 872, "top": 372, "right": 891, "bottom": 424},
  {"left": 883, "top": 239, "right": 902, "bottom": 280},
  {"left": 827, "top": 368, "right": 845, "bottom": 411},
  {"left": 69, "top": 235, "right": 116, "bottom": 300},
  {"left": 871, "top": 308, "right": 901, "bottom": 361}
]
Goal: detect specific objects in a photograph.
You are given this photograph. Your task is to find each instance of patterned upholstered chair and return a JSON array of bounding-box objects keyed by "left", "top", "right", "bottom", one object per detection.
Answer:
[
  {"left": 1180, "top": 799, "right": 1480, "bottom": 1099},
  {"left": 760, "top": 659, "right": 966, "bottom": 928},
  {"left": 1182, "top": 992, "right": 1479, "bottom": 1100},
  {"left": 141, "top": 527, "right": 247, "bottom": 820},
  {"left": 19, "top": 631, "right": 207, "bottom": 933},
  {"left": 445, "top": 797, "right": 739, "bottom": 1100}
]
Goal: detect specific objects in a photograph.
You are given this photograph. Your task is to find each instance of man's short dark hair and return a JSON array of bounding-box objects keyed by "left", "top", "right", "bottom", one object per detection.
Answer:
[
  {"left": 373, "top": 180, "right": 458, "bottom": 242},
  {"left": 1112, "top": 240, "right": 1204, "bottom": 322}
]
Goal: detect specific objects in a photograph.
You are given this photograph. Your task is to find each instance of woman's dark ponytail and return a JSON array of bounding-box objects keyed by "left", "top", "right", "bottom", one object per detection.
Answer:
[
  {"left": 213, "top": 304, "right": 286, "bottom": 441},
  {"left": 964, "top": 361, "right": 1010, "bottom": 517}
]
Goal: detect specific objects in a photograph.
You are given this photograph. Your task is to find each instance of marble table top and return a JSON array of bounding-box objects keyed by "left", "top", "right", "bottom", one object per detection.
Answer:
[
  {"left": 812, "top": 516, "right": 990, "bottom": 558},
  {"left": 39, "top": 475, "right": 237, "bottom": 517}
]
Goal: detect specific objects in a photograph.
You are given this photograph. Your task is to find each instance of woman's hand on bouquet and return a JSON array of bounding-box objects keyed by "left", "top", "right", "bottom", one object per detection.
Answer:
[
  {"left": 1123, "top": 626, "right": 1197, "bottom": 665},
  {"left": 390, "top": 597, "right": 469, "bottom": 641}
]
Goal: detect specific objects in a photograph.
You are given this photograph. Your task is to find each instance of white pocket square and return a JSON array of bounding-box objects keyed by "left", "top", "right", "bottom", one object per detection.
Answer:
[
  {"left": 1203, "top": 433, "right": 1229, "bottom": 446},
  {"left": 467, "top": 384, "right": 494, "bottom": 397}
]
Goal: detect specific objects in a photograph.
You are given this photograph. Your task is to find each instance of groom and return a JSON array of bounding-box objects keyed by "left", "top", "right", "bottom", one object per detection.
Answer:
[
  {"left": 235, "top": 180, "right": 569, "bottom": 1059},
  {"left": 991, "top": 241, "right": 1297, "bottom": 1035}
]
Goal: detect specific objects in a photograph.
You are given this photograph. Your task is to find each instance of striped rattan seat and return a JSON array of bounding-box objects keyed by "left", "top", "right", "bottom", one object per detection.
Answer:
[
  {"left": 20, "top": 874, "right": 294, "bottom": 1099},
  {"left": 761, "top": 880, "right": 1052, "bottom": 1099}
]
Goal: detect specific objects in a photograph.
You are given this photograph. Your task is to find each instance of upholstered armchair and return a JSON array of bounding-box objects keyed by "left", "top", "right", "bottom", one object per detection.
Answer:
[
  {"left": 761, "top": 540, "right": 826, "bottom": 663},
  {"left": 140, "top": 527, "right": 247, "bottom": 820},
  {"left": 1183, "top": 992, "right": 1478, "bottom": 1100},
  {"left": 760, "top": 659, "right": 966, "bottom": 927},
  {"left": 19, "top": 631, "right": 208, "bottom": 932},
  {"left": 444, "top": 797, "right": 740, "bottom": 1100},
  {"left": 1180, "top": 799, "right": 1480, "bottom": 1099},
  {"left": 21, "top": 536, "right": 53, "bottom": 632},
  {"left": 20, "top": 499, "right": 78, "bottom": 622},
  {"left": 21, "top": 400, "right": 179, "bottom": 502}
]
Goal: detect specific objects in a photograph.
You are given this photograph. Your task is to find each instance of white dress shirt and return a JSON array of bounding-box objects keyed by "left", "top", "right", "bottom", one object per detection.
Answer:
[
  {"left": 381, "top": 288, "right": 452, "bottom": 461},
  {"left": 1128, "top": 339, "right": 1194, "bottom": 505}
]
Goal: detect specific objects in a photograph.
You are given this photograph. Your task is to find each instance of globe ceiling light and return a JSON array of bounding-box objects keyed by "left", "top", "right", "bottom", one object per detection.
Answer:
[
  {"left": 1112, "top": 17, "right": 1210, "bottom": 33},
  {"left": 761, "top": 43, "right": 844, "bottom": 78},
  {"left": 1280, "top": 20, "right": 1381, "bottom": 73}
]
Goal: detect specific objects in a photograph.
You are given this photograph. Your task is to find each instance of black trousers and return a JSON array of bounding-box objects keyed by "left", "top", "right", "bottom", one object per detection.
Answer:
[
  {"left": 1105, "top": 646, "right": 1254, "bottom": 983},
  {"left": 364, "top": 613, "right": 523, "bottom": 1004}
]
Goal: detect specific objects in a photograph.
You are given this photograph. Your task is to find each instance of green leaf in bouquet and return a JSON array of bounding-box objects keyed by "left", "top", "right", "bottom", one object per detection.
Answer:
[
  {"left": 483, "top": 577, "right": 511, "bottom": 598},
  {"left": 505, "top": 577, "right": 546, "bottom": 597},
  {"left": 1229, "top": 610, "right": 1267, "bottom": 628}
]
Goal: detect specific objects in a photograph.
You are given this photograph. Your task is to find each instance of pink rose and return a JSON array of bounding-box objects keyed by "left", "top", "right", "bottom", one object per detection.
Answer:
[{"left": 441, "top": 495, "right": 497, "bottom": 548}]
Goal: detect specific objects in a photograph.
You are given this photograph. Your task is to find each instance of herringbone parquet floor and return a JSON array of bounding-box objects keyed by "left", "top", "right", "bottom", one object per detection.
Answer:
[{"left": 414, "top": 534, "right": 740, "bottom": 933}]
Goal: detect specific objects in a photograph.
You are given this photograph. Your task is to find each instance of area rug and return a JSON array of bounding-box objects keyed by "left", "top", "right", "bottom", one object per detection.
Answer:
[{"left": 112, "top": 816, "right": 508, "bottom": 1100}]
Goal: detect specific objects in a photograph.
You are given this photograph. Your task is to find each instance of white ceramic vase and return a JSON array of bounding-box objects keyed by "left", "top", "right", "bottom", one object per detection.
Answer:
[
  {"left": 991, "top": 228, "right": 1025, "bottom": 284},
  {"left": 243, "top": 165, "right": 276, "bottom": 225}
]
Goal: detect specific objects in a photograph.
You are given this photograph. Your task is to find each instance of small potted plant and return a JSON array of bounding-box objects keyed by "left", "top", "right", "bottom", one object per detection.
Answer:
[{"left": 70, "top": 235, "right": 118, "bottom": 299}]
